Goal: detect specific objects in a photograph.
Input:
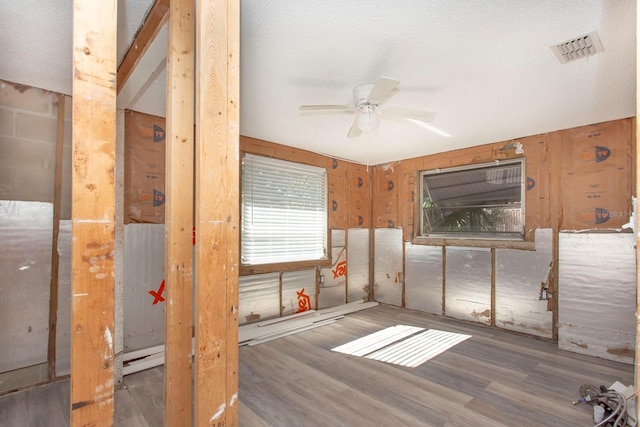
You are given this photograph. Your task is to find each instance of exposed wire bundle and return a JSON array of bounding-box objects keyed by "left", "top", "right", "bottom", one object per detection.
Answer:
[{"left": 573, "top": 384, "right": 628, "bottom": 427}]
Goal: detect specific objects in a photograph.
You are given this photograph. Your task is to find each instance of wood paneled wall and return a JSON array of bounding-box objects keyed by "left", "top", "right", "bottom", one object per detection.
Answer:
[
  {"left": 241, "top": 136, "right": 372, "bottom": 232},
  {"left": 377, "top": 117, "right": 634, "bottom": 242}
]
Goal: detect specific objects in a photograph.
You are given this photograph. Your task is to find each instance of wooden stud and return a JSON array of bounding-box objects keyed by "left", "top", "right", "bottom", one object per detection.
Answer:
[
  {"left": 441, "top": 246, "right": 446, "bottom": 316},
  {"left": 70, "top": 0, "right": 117, "bottom": 425},
  {"left": 279, "top": 271, "right": 284, "bottom": 317},
  {"left": 194, "top": 0, "right": 240, "bottom": 425},
  {"left": 548, "top": 131, "right": 563, "bottom": 342},
  {"left": 632, "top": 0, "right": 640, "bottom": 418},
  {"left": 117, "top": 0, "right": 169, "bottom": 94},
  {"left": 47, "top": 93, "right": 66, "bottom": 380},
  {"left": 368, "top": 170, "right": 375, "bottom": 302},
  {"left": 344, "top": 232, "right": 349, "bottom": 303},
  {"left": 490, "top": 248, "right": 496, "bottom": 327},
  {"left": 164, "top": 0, "right": 195, "bottom": 425}
]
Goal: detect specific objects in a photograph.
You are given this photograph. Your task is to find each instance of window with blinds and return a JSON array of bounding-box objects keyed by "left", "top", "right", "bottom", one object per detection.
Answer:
[{"left": 241, "top": 153, "right": 328, "bottom": 265}]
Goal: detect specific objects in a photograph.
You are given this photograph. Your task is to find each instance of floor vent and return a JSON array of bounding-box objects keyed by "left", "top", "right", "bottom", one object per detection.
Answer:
[{"left": 551, "top": 30, "right": 604, "bottom": 64}]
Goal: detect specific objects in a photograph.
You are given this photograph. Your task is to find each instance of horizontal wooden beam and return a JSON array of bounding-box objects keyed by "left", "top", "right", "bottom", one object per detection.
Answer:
[{"left": 117, "top": 0, "right": 169, "bottom": 94}]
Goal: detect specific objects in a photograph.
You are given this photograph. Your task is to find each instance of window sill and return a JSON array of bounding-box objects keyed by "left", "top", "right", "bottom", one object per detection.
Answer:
[
  {"left": 411, "top": 236, "right": 535, "bottom": 251},
  {"left": 240, "top": 258, "right": 331, "bottom": 276}
]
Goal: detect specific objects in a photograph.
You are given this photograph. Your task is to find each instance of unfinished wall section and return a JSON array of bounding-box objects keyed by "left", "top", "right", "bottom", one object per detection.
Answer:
[
  {"left": 0, "top": 81, "right": 72, "bottom": 391},
  {"left": 124, "top": 110, "right": 166, "bottom": 224},
  {"left": 558, "top": 233, "right": 635, "bottom": 364},
  {"left": 0, "top": 201, "right": 53, "bottom": 373},
  {"left": 560, "top": 120, "right": 633, "bottom": 229},
  {"left": 241, "top": 136, "right": 371, "bottom": 318},
  {"left": 111, "top": 132, "right": 373, "bottom": 352},
  {"left": 377, "top": 117, "right": 635, "bottom": 361},
  {"left": 0, "top": 80, "right": 72, "bottom": 217}
]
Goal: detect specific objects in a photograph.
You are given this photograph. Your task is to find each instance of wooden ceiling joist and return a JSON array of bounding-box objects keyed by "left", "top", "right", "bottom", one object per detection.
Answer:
[{"left": 117, "top": 0, "right": 169, "bottom": 94}]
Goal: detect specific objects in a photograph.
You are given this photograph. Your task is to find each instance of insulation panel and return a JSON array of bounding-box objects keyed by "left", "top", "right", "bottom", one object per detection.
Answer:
[
  {"left": 123, "top": 224, "right": 165, "bottom": 352},
  {"left": 404, "top": 243, "right": 443, "bottom": 315},
  {"left": 281, "top": 269, "right": 316, "bottom": 316},
  {"left": 319, "top": 229, "right": 347, "bottom": 309},
  {"left": 347, "top": 228, "right": 370, "bottom": 302},
  {"left": 374, "top": 228, "right": 403, "bottom": 306},
  {"left": 495, "top": 228, "right": 553, "bottom": 338},
  {"left": 239, "top": 272, "right": 280, "bottom": 325},
  {"left": 445, "top": 247, "right": 491, "bottom": 324},
  {"left": 0, "top": 201, "right": 52, "bottom": 373},
  {"left": 558, "top": 232, "right": 635, "bottom": 364},
  {"left": 55, "top": 220, "right": 72, "bottom": 375}
]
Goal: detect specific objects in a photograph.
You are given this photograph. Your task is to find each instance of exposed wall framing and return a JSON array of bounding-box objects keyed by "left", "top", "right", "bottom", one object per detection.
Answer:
[{"left": 383, "top": 117, "right": 634, "bottom": 347}]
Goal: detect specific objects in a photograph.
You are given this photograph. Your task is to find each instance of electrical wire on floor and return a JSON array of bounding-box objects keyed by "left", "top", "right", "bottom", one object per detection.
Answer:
[{"left": 573, "top": 384, "right": 628, "bottom": 427}]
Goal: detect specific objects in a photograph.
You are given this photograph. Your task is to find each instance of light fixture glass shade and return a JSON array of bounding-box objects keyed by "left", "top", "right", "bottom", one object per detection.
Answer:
[{"left": 357, "top": 112, "right": 379, "bottom": 132}]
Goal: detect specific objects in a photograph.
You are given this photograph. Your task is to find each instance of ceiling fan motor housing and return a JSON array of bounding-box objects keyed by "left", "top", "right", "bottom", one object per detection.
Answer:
[{"left": 353, "top": 83, "right": 377, "bottom": 112}]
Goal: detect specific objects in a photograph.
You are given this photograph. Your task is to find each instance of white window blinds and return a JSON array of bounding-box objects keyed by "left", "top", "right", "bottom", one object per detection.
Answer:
[{"left": 241, "top": 153, "right": 327, "bottom": 265}]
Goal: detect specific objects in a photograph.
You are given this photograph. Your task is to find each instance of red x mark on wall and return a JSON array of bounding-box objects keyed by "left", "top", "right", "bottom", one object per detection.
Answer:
[{"left": 149, "top": 279, "right": 165, "bottom": 304}]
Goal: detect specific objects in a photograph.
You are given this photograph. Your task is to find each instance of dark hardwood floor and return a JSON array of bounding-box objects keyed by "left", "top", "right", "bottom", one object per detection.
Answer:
[{"left": 0, "top": 304, "right": 633, "bottom": 426}]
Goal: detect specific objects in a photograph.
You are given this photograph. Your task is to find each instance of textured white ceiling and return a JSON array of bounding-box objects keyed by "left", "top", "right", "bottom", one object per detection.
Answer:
[
  {"left": 0, "top": 0, "right": 154, "bottom": 95},
  {"left": 1, "top": 0, "right": 636, "bottom": 165}
]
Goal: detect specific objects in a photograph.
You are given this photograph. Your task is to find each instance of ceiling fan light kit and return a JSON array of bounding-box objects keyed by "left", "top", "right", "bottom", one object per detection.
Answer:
[{"left": 299, "top": 76, "right": 437, "bottom": 138}]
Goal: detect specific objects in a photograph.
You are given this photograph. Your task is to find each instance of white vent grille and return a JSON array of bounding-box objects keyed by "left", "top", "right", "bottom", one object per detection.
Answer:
[{"left": 551, "top": 31, "right": 604, "bottom": 64}]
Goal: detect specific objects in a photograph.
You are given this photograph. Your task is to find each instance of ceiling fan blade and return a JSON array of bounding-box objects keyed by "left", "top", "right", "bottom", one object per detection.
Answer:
[
  {"left": 366, "top": 77, "right": 400, "bottom": 105},
  {"left": 299, "top": 105, "right": 355, "bottom": 112},
  {"left": 381, "top": 107, "right": 436, "bottom": 122},
  {"left": 378, "top": 87, "right": 399, "bottom": 105},
  {"left": 347, "top": 117, "right": 362, "bottom": 138}
]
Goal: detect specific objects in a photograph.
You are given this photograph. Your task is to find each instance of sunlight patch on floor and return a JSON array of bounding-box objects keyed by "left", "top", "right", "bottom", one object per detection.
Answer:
[{"left": 332, "top": 325, "right": 471, "bottom": 368}]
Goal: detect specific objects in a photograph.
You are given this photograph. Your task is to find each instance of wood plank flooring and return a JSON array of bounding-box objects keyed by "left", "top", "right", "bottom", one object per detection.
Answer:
[{"left": 0, "top": 304, "right": 634, "bottom": 426}]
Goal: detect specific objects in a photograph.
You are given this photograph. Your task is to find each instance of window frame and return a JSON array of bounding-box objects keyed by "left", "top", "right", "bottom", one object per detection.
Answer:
[
  {"left": 417, "top": 159, "right": 526, "bottom": 241},
  {"left": 240, "top": 152, "right": 330, "bottom": 271}
]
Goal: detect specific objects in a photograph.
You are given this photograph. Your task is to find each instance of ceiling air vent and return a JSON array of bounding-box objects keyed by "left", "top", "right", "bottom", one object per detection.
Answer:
[{"left": 551, "top": 31, "right": 604, "bottom": 64}]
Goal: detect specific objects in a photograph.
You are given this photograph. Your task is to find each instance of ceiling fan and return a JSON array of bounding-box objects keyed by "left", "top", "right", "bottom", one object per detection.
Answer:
[{"left": 299, "top": 77, "right": 436, "bottom": 138}]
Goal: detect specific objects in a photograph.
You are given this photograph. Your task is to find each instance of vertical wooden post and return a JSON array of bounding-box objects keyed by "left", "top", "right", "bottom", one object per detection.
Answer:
[
  {"left": 70, "top": 1, "right": 117, "bottom": 425},
  {"left": 549, "top": 131, "right": 562, "bottom": 342},
  {"left": 114, "top": 109, "right": 126, "bottom": 389},
  {"left": 194, "top": 0, "right": 240, "bottom": 425},
  {"left": 47, "top": 93, "right": 66, "bottom": 379},
  {"left": 369, "top": 170, "right": 375, "bottom": 302},
  {"left": 490, "top": 247, "right": 496, "bottom": 327},
  {"left": 441, "top": 246, "right": 446, "bottom": 316},
  {"left": 635, "top": 0, "right": 640, "bottom": 414},
  {"left": 165, "top": 0, "right": 195, "bottom": 424}
]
